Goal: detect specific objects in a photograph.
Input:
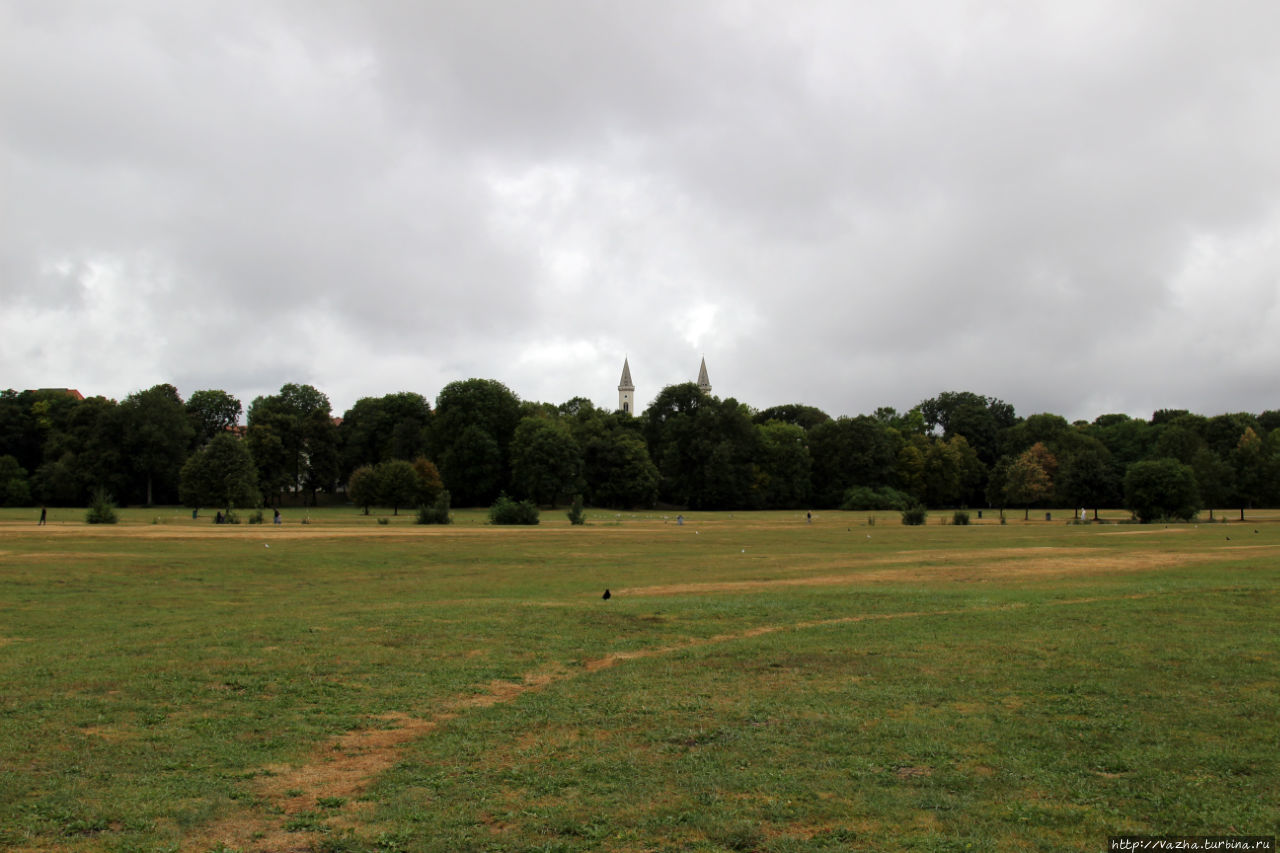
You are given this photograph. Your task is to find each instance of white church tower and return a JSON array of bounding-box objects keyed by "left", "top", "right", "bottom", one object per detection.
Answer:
[
  {"left": 696, "top": 356, "right": 712, "bottom": 395},
  {"left": 618, "top": 357, "right": 635, "bottom": 414}
]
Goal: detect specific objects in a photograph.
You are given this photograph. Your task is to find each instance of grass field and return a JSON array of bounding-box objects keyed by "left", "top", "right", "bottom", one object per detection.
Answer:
[{"left": 1, "top": 506, "right": 1277, "bottom": 852}]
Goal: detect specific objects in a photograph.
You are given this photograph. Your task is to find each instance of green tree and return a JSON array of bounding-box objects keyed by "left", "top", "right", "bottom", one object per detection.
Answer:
[
  {"left": 1057, "top": 447, "right": 1119, "bottom": 519},
  {"left": 0, "top": 455, "right": 32, "bottom": 506},
  {"left": 754, "top": 421, "right": 812, "bottom": 509},
  {"left": 441, "top": 425, "right": 504, "bottom": 507},
  {"left": 644, "top": 385, "right": 758, "bottom": 509},
  {"left": 808, "top": 416, "right": 901, "bottom": 507},
  {"left": 338, "top": 392, "right": 433, "bottom": 480},
  {"left": 411, "top": 457, "right": 444, "bottom": 507},
  {"left": 920, "top": 391, "right": 1017, "bottom": 467},
  {"left": 432, "top": 379, "right": 522, "bottom": 505},
  {"left": 179, "top": 433, "right": 260, "bottom": 514},
  {"left": 0, "top": 390, "right": 44, "bottom": 474},
  {"left": 347, "top": 465, "right": 379, "bottom": 515},
  {"left": 582, "top": 432, "right": 660, "bottom": 509},
  {"left": 1228, "top": 428, "right": 1267, "bottom": 521},
  {"left": 186, "top": 390, "right": 242, "bottom": 447},
  {"left": 122, "top": 384, "right": 194, "bottom": 506},
  {"left": 510, "top": 417, "right": 582, "bottom": 507},
  {"left": 247, "top": 384, "right": 339, "bottom": 506},
  {"left": 922, "top": 435, "right": 984, "bottom": 508},
  {"left": 376, "top": 459, "right": 418, "bottom": 515},
  {"left": 1004, "top": 445, "right": 1053, "bottom": 520},
  {"left": 1189, "top": 447, "right": 1233, "bottom": 520},
  {"left": 1124, "top": 458, "right": 1201, "bottom": 522},
  {"left": 752, "top": 404, "right": 831, "bottom": 431},
  {"left": 1086, "top": 414, "right": 1157, "bottom": 472}
]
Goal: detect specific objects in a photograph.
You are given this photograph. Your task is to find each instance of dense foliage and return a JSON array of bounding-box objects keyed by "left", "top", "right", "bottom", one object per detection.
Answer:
[{"left": 4, "top": 382, "right": 1279, "bottom": 521}]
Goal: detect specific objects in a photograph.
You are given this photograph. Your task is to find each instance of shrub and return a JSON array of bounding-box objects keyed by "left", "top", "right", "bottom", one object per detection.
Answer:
[
  {"left": 415, "top": 490, "right": 452, "bottom": 525},
  {"left": 376, "top": 517, "right": 390, "bottom": 525},
  {"left": 489, "top": 494, "right": 540, "bottom": 525},
  {"left": 248, "top": 510, "right": 264, "bottom": 524},
  {"left": 85, "top": 488, "right": 118, "bottom": 525},
  {"left": 841, "top": 486, "right": 912, "bottom": 512},
  {"left": 900, "top": 503, "right": 927, "bottom": 526},
  {"left": 566, "top": 494, "right": 586, "bottom": 526},
  {"left": 952, "top": 510, "right": 970, "bottom": 526},
  {"left": 224, "top": 510, "right": 241, "bottom": 524}
]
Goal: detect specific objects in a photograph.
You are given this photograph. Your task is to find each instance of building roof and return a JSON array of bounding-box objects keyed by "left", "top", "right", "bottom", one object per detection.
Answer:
[
  {"left": 696, "top": 357, "right": 711, "bottom": 393},
  {"left": 34, "top": 388, "right": 85, "bottom": 400},
  {"left": 618, "top": 357, "right": 634, "bottom": 390}
]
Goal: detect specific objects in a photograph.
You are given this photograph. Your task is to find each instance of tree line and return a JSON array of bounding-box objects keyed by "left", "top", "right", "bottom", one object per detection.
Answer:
[{"left": 2, "top": 383, "right": 1278, "bottom": 520}]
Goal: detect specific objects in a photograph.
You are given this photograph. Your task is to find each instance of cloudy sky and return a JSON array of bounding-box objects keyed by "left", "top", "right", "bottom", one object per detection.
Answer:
[{"left": 4, "top": 1, "right": 1278, "bottom": 423}]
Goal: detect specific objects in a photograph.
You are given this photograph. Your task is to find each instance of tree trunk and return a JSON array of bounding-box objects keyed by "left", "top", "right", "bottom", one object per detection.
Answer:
[{"left": 146, "top": 473, "right": 153, "bottom": 507}]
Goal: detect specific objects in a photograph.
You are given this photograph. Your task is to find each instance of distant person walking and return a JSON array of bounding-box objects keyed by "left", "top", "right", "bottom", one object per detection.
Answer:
[
  {"left": 807, "top": 511, "right": 812, "bottom": 524},
  {"left": 38, "top": 507, "right": 47, "bottom": 525},
  {"left": 273, "top": 508, "right": 281, "bottom": 525}
]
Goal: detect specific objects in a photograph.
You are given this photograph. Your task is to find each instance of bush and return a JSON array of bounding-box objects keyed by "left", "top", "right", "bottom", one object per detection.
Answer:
[
  {"left": 85, "top": 488, "right": 118, "bottom": 525},
  {"left": 376, "top": 517, "right": 390, "bottom": 525},
  {"left": 952, "top": 510, "right": 970, "bottom": 526},
  {"left": 224, "top": 510, "right": 241, "bottom": 524},
  {"left": 841, "top": 485, "right": 913, "bottom": 512},
  {"left": 900, "top": 503, "right": 927, "bottom": 526},
  {"left": 566, "top": 494, "right": 586, "bottom": 526},
  {"left": 248, "top": 509, "right": 264, "bottom": 524},
  {"left": 415, "top": 490, "right": 452, "bottom": 525},
  {"left": 489, "top": 494, "right": 540, "bottom": 525}
]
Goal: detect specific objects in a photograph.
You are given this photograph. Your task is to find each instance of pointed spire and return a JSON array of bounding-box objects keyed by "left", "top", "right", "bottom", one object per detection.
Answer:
[
  {"left": 618, "top": 357, "right": 634, "bottom": 391},
  {"left": 696, "top": 357, "right": 711, "bottom": 395}
]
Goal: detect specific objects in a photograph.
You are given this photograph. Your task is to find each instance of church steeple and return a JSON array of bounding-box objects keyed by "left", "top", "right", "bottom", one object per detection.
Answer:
[
  {"left": 618, "top": 357, "right": 635, "bottom": 414},
  {"left": 696, "top": 356, "right": 711, "bottom": 395}
]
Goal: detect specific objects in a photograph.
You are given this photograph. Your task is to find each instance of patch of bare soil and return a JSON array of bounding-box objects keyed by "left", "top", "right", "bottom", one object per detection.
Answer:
[{"left": 617, "top": 548, "right": 1220, "bottom": 597}]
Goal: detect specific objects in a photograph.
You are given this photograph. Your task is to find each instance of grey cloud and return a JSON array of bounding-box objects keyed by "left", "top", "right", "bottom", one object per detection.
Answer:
[{"left": 3, "top": 1, "right": 1279, "bottom": 423}]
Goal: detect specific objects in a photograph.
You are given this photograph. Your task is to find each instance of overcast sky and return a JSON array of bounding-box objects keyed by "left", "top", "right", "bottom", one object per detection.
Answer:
[{"left": 4, "top": 1, "right": 1278, "bottom": 424}]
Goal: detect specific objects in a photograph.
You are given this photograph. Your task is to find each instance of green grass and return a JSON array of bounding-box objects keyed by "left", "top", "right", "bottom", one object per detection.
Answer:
[{"left": 0, "top": 507, "right": 1277, "bottom": 851}]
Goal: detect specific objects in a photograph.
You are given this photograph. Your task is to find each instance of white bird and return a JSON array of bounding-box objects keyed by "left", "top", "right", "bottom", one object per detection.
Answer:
[{"left": 264, "top": 544, "right": 270, "bottom": 548}]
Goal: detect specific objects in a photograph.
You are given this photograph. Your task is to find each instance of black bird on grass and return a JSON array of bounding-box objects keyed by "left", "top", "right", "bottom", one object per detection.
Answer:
[{"left": 602, "top": 589, "right": 612, "bottom": 600}]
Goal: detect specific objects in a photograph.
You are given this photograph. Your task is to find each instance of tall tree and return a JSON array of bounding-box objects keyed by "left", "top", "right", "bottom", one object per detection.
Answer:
[
  {"left": 1125, "top": 458, "right": 1200, "bottom": 522},
  {"left": 375, "top": 459, "right": 419, "bottom": 515},
  {"left": 582, "top": 432, "right": 659, "bottom": 509},
  {"left": 186, "top": 390, "right": 242, "bottom": 447},
  {"left": 440, "top": 424, "right": 504, "bottom": 507},
  {"left": 754, "top": 421, "right": 812, "bottom": 509},
  {"left": 122, "top": 384, "right": 193, "bottom": 505},
  {"left": 338, "top": 392, "right": 433, "bottom": 480},
  {"left": 1229, "top": 428, "right": 1267, "bottom": 521},
  {"left": 921, "top": 435, "right": 984, "bottom": 508},
  {"left": 920, "top": 391, "right": 1017, "bottom": 467},
  {"left": 347, "top": 465, "right": 379, "bottom": 515},
  {"left": 179, "top": 433, "right": 260, "bottom": 513},
  {"left": 752, "top": 404, "right": 831, "bottom": 431},
  {"left": 431, "top": 379, "right": 522, "bottom": 504},
  {"left": 510, "top": 417, "right": 582, "bottom": 507},
  {"left": 808, "top": 416, "right": 901, "bottom": 507},
  {"left": 247, "top": 384, "right": 338, "bottom": 505},
  {"left": 1057, "top": 447, "right": 1120, "bottom": 519},
  {"left": 1004, "top": 444, "right": 1054, "bottom": 520}
]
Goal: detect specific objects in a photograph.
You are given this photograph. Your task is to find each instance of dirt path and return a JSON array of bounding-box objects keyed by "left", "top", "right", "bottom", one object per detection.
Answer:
[{"left": 182, "top": 590, "right": 1178, "bottom": 852}]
